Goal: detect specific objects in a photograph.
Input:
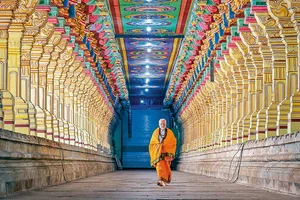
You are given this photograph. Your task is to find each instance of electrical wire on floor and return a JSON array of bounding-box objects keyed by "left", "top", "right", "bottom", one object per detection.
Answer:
[
  {"left": 58, "top": 142, "right": 69, "bottom": 183},
  {"left": 227, "top": 141, "right": 247, "bottom": 183}
]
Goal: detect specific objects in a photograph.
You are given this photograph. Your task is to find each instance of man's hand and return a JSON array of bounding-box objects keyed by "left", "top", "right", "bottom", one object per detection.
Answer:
[{"left": 164, "top": 156, "right": 174, "bottom": 162}]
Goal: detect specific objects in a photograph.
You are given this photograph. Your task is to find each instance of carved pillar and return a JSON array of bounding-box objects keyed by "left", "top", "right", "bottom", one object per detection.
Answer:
[
  {"left": 219, "top": 60, "right": 231, "bottom": 146},
  {"left": 51, "top": 38, "right": 68, "bottom": 141},
  {"left": 247, "top": 24, "right": 264, "bottom": 140},
  {"left": 286, "top": 0, "right": 300, "bottom": 133},
  {"left": 67, "top": 60, "right": 82, "bottom": 145},
  {"left": 239, "top": 31, "right": 257, "bottom": 141},
  {"left": 256, "top": 13, "right": 286, "bottom": 137},
  {"left": 74, "top": 71, "right": 85, "bottom": 146},
  {"left": 29, "top": 7, "right": 50, "bottom": 137},
  {"left": 267, "top": 0, "right": 298, "bottom": 135},
  {"left": 0, "top": 0, "right": 18, "bottom": 130},
  {"left": 234, "top": 40, "right": 250, "bottom": 143},
  {"left": 251, "top": 13, "right": 273, "bottom": 139},
  {"left": 229, "top": 42, "right": 246, "bottom": 144},
  {"left": 21, "top": 12, "right": 43, "bottom": 136},
  {"left": 8, "top": 0, "right": 39, "bottom": 134},
  {"left": 60, "top": 54, "right": 75, "bottom": 144},
  {"left": 53, "top": 45, "right": 71, "bottom": 142}
]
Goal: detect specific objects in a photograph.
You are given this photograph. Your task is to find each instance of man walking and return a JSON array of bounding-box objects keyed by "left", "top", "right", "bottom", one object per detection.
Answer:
[{"left": 149, "top": 119, "right": 177, "bottom": 186}]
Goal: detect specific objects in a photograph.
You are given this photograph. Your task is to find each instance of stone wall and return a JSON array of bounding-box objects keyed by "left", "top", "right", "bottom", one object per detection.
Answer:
[
  {"left": 0, "top": 129, "right": 117, "bottom": 197},
  {"left": 175, "top": 132, "right": 300, "bottom": 196}
]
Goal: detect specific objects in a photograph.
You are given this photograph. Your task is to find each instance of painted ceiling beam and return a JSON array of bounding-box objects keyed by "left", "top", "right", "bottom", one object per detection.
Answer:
[{"left": 115, "top": 34, "right": 185, "bottom": 38}]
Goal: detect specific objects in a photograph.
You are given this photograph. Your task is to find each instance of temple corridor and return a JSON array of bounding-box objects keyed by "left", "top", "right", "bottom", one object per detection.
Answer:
[
  {"left": 1, "top": 0, "right": 300, "bottom": 199},
  {"left": 3, "top": 170, "right": 298, "bottom": 200}
]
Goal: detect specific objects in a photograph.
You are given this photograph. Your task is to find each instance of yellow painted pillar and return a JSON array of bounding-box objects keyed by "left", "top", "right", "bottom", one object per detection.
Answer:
[
  {"left": 251, "top": 13, "right": 273, "bottom": 140},
  {"left": 239, "top": 31, "right": 257, "bottom": 141},
  {"left": 30, "top": 7, "right": 51, "bottom": 137},
  {"left": 247, "top": 24, "right": 264, "bottom": 140},
  {"left": 230, "top": 46, "right": 246, "bottom": 144},
  {"left": 21, "top": 10, "right": 46, "bottom": 136},
  {"left": 235, "top": 41, "right": 250, "bottom": 143},
  {"left": 216, "top": 67, "right": 227, "bottom": 146},
  {"left": 286, "top": 0, "right": 300, "bottom": 133},
  {"left": 267, "top": 0, "right": 298, "bottom": 135},
  {"left": 8, "top": 0, "right": 39, "bottom": 134},
  {"left": 257, "top": 13, "right": 286, "bottom": 137},
  {"left": 74, "top": 72, "right": 85, "bottom": 147},
  {"left": 50, "top": 38, "right": 68, "bottom": 141},
  {"left": 222, "top": 58, "right": 233, "bottom": 146},
  {"left": 0, "top": 0, "right": 18, "bottom": 130},
  {"left": 60, "top": 54, "right": 76, "bottom": 144},
  {"left": 53, "top": 45, "right": 72, "bottom": 142},
  {"left": 219, "top": 60, "right": 231, "bottom": 146},
  {"left": 45, "top": 31, "right": 63, "bottom": 140},
  {"left": 66, "top": 60, "right": 83, "bottom": 145}
]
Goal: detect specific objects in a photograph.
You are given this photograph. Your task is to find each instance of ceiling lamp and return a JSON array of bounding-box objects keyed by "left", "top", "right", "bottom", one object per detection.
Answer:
[
  {"left": 145, "top": 88, "right": 149, "bottom": 92},
  {"left": 146, "top": 65, "right": 149, "bottom": 69},
  {"left": 146, "top": 27, "right": 151, "bottom": 32},
  {"left": 147, "top": 48, "right": 151, "bottom": 52}
]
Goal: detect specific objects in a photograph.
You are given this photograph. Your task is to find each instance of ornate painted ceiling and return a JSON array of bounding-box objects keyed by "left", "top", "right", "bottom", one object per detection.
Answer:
[{"left": 108, "top": 0, "right": 193, "bottom": 105}]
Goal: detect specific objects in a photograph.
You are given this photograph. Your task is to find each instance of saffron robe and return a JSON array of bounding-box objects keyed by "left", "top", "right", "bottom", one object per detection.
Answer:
[{"left": 149, "top": 128, "right": 177, "bottom": 183}]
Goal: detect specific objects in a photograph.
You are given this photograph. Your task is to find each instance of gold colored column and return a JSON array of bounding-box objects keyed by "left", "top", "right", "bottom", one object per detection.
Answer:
[
  {"left": 247, "top": 24, "right": 264, "bottom": 140},
  {"left": 10, "top": 0, "right": 38, "bottom": 135},
  {"left": 60, "top": 54, "right": 76, "bottom": 144},
  {"left": 268, "top": 0, "right": 298, "bottom": 135},
  {"left": 240, "top": 31, "right": 257, "bottom": 141},
  {"left": 235, "top": 41, "right": 250, "bottom": 143},
  {"left": 21, "top": 12, "right": 44, "bottom": 136},
  {"left": 51, "top": 38, "right": 68, "bottom": 142},
  {"left": 256, "top": 13, "right": 286, "bottom": 137},
  {"left": 230, "top": 43, "right": 246, "bottom": 144},
  {"left": 252, "top": 13, "right": 273, "bottom": 139},
  {"left": 286, "top": 0, "right": 300, "bottom": 133},
  {"left": 0, "top": 0, "right": 18, "bottom": 130}
]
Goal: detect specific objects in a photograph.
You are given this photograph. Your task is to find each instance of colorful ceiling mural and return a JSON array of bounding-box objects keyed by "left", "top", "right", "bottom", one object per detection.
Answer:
[{"left": 108, "top": 0, "right": 193, "bottom": 105}]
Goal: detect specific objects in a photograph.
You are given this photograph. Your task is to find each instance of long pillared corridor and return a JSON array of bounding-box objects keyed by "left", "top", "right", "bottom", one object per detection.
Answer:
[
  {"left": 1, "top": 0, "right": 300, "bottom": 199},
  {"left": 4, "top": 170, "right": 299, "bottom": 200}
]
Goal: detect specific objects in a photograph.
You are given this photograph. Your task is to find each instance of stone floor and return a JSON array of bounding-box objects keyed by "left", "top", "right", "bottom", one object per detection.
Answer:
[{"left": 4, "top": 170, "right": 298, "bottom": 199}]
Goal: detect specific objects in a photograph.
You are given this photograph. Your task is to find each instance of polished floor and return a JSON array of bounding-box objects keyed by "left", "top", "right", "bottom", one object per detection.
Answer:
[{"left": 5, "top": 170, "right": 298, "bottom": 200}]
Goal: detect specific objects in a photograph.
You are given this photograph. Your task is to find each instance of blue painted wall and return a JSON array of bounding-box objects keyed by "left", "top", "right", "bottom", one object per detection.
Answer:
[{"left": 122, "top": 108, "right": 170, "bottom": 168}]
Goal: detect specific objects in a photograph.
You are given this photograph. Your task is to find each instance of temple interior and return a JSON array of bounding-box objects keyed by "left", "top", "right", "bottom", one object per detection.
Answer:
[{"left": 0, "top": 0, "right": 299, "bottom": 199}]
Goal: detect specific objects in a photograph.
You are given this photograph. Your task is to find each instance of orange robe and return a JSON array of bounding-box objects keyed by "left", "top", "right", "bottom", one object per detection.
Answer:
[{"left": 149, "top": 128, "right": 177, "bottom": 183}]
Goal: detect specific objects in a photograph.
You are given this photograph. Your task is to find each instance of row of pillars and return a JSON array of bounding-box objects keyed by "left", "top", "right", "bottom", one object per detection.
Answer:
[
  {"left": 0, "top": 0, "right": 114, "bottom": 151},
  {"left": 179, "top": 0, "right": 300, "bottom": 152}
]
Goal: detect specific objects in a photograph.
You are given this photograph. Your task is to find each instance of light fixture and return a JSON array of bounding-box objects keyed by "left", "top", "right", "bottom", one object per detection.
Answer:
[
  {"left": 145, "top": 72, "right": 150, "bottom": 76},
  {"left": 146, "top": 59, "right": 149, "bottom": 62},
  {"left": 145, "top": 88, "right": 149, "bottom": 92},
  {"left": 147, "top": 48, "right": 151, "bottom": 52},
  {"left": 146, "top": 42, "right": 151, "bottom": 46},
  {"left": 146, "top": 78, "right": 149, "bottom": 83},
  {"left": 141, "top": 100, "right": 144, "bottom": 103},
  {"left": 146, "top": 65, "right": 149, "bottom": 69},
  {"left": 146, "top": 27, "right": 151, "bottom": 32}
]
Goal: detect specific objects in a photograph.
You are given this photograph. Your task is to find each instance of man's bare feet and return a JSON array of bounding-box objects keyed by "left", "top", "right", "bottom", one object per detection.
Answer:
[{"left": 157, "top": 180, "right": 167, "bottom": 187}]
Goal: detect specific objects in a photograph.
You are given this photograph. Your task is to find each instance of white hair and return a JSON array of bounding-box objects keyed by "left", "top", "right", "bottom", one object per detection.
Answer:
[{"left": 159, "top": 118, "right": 166, "bottom": 123}]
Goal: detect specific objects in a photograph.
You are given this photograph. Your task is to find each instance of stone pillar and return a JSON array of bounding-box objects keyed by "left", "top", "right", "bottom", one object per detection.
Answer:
[
  {"left": 0, "top": 0, "right": 18, "bottom": 131},
  {"left": 267, "top": 0, "right": 298, "bottom": 135},
  {"left": 256, "top": 12, "right": 284, "bottom": 137},
  {"left": 285, "top": 0, "right": 300, "bottom": 133}
]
